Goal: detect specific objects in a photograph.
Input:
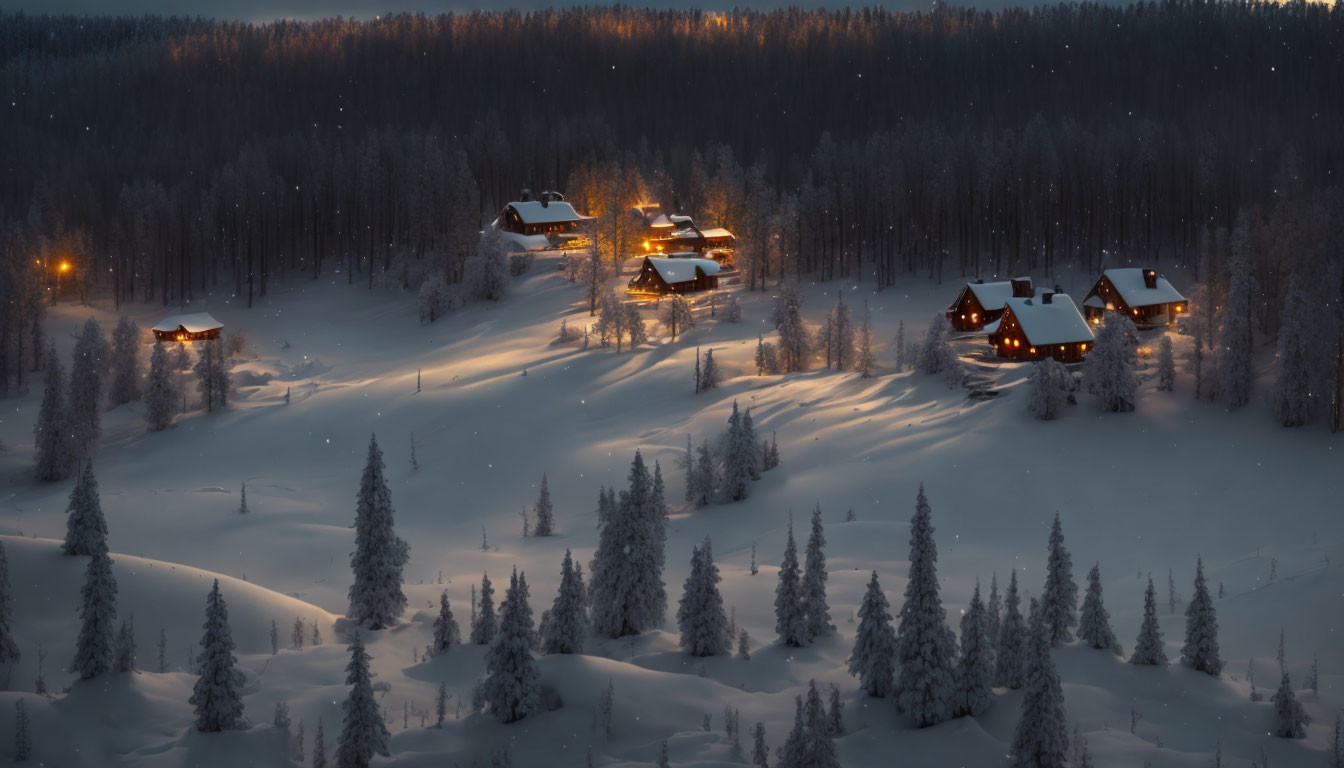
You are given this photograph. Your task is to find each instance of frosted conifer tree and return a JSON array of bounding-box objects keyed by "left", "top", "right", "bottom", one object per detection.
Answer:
[
  {"left": 741, "top": 408, "right": 761, "bottom": 480},
  {"left": 292, "top": 617, "right": 305, "bottom": 649},
  {"left": 777, "top": 680, "right": 840, "bottom": 768},
  {"left": 751, "top": 722, "right": 769, "bottom": 767},
  {"left": 623, "top": 303, "right": 647, "bottom": 349},
  {"left": 336, "top": 631, "right": 389, "bottom": 767},
  {"left": 1272, "top": 273, "right": 1316, "bottom": 426},
  {"left": 482, "top": 569, "right": 539, "bottom": 723},
  {"left": 772, "top": 281, "right": 810, "bottom": 372},
  {"left": 192, "top": 337, "right": 230, "bottom": 412},
  {"left": 471, "top": 573, "right": 497, "bottom": 645},
  {"left": 1010, "top": 598, "right": 1069, "bottom": 768},
  {"left": 190, "top": 580, "right": 246, "bottom": 731},
  {"left": 144, "top": 341, "right": 175, "bottom": 431},
  {"left": 689, "top": 440, "right": 717, "bottom": 507},
  {"left": 1156, "top": 335, "right": 1176, "bottom": 392},
  {"left": 955, "top": 582, "right": 994, "bottom": 718},
  {"left": 34, "top": 344, "right": 75, "bottom": 481},
  {"left": 239, "top": 482, "right": 248, "bottom": 514},
  {"left": 313, "top": 719, "right": 327, "bottom": 768},
  {"left": 1130, "top": 576, "right": 1167, "bottom": 666},
  {"left": 1217, "top": 222, "right": 1256, "bottom": 409},
  {"left": 917, "top": 313, "right": 962, "bottom": 384},
  {"left": 774, "top": 522, "right": 808, "bottom": 647},
  {"left": 700, "top": 348, "right": 722, "bottom": 391},
  {"left": 996, "top": 570, "right": 1026, "bottom": 689},
  {"left": 1078, "top": 564, "right": 1120, "bottom": 654},
  {"left": 824, "top": 293, "right": 855, "bottom": 370},
  {"left": 417, "top": 272, "right": 450, "bottom": 322},
  {"left": 677, "top": 538, "right": 730, "bottom": 656},
  {"left": 466, "top": 226, "right": 510, "bottom": 301},
  {"left": 68, "top": 317, "right": 108, "bottom": 449},
  {"left": 801, "top": 504, "right": 832, "bottom": 640},
  {"left": 14, "top": 699, "right": 31, "bottom": 762},
  {"left": 659, "top": 295, "right": 695, "bottom": 341},
  {"left": 430, "top": 591, "right": 461, "bottom": 655},
  {"left": 0, "top": 542, "right": 20, "bottom": 669},
  {"left": 986, "top": 574, "right": 1002, "bottom": 667},
  {"left": 294, "top": 720, "right": 306, "bottom": 762},
  {"left": 590, "top": 451, "right": 666, "bottom": 637},
  {"left": 109, "top": 315, "right": 141, "bottom": 406},
  {"left": 72, "top": 549, "right": 117, "bottom": 679},
  {"left": 1082, "top": 313, "right": 1138, "bottom": 412},
  {"left": 857, "top": 300, "right": 876, "bottom": 377},
  {"left": 542, "top": 549, "right": 588, "bottom": 655},
  {"left": 532, "top": 474, "right": 554, "bottom": 537},
  {"left": 894, "top": 321, "right": 907, "bottom": 372},
  {"left": 721, "top": 401, "right": 753, "bottom": 501},
  {"left": 1272, "top": 672, "right": 1310, "bottom": 738},
  {"left": 274, "top": 700, "right": 291, "bottom": 730},
  {"left": 895, "top": 484, "right": 958, "bottom": 727},
  {"left": 1180, "top": 557, "right": 1223, "bottom": 675},
  {"left": 1041, "top": 513, "right": 1077, "bottom": 645},
  {"left": 347, "top": 434, "right": 409, "bottom": 629},
  {"left": 1027, "top": 358, "right": 1071, "bottom": 420},
  {"left": 62, "top": 462, "right": 108, "bottom": 556},
  {"left": 826, "top": 685, "right": 843, "bottom": 736},
  {"left": 1331, "top": 712, "right": 1343, "bottom": 768},
  {"left": 114, "top": 613, "right": 135, "bottom": 672}
]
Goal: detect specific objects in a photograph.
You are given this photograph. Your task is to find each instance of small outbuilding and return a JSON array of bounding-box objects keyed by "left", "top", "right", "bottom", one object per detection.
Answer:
[
  {"left": 946, "top": 277, "right": 1034, "bottom": 331},
  {"left": 1081, "top": 268, "right": 1187, "bottom": 328},
  {"left": 627, "top": 256, "right": 721, "bottom": 296},
  {"left": 153, "top": 312, "right": 223, "bottom": 342},
  {"left": 988, "top": 293, "right": 1094, "bottom": 362}
]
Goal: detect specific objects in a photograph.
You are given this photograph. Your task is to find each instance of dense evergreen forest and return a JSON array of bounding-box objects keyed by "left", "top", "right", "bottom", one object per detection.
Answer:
[{"left": 1, "top": 2, "right": 1342, "bottom": 400}]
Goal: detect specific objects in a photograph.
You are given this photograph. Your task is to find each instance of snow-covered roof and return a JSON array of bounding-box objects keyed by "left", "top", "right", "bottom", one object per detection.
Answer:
[
  {"left": 669, "top": 215, "right": 693, "bottom": 225},
  {"left": 506, "top": 200, "right": 592, "bottom": 225},
  {"left": 963, "top": 281, "right": 1019, "bottom": 311},
  {"left": 698, "top": 227, "right": 734, "bottom": 239},
  {"left": 647, "top": 257, "right": 720, "bottom": 284},
  {"left": 152, "top": 312, "right": 223, "bottom": 334},
  {"left": 1083, "top": 295, "right": 1106, "bottom": 309},
  {"left": 981, "top": 318, "right": 1002, "bottom": 334},
  {"left": 649, "top": 214, "right": 673, "bottom": 228},
  {"left": 1103, "top": 268, "right": 1185, "bottom": 307},
  {"left": 1004, "top": 295, "right": 1093, "bottom": 346}
]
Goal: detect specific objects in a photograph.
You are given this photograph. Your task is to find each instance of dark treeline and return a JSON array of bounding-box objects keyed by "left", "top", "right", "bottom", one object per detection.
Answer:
[{"left": 1, "top": 2, "right": 1342, "bottom": 391}]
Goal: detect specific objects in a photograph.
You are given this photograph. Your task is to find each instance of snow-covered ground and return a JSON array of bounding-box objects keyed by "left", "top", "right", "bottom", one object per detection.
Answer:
[{"left": 1, "top": 256, "right": 1339, "bottom": 766}]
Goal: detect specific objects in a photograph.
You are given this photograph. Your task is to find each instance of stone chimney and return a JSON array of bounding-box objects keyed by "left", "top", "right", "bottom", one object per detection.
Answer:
[{"left": 1143, "top": 269, "right": 1157, "bottom": 289}]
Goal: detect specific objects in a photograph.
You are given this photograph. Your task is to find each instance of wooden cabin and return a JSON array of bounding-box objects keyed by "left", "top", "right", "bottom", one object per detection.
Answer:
[
  {"left": 643, "top": 214, "right": 736, "bottom": 257},
  {"left": 632, "top": 204, "right": 676, "bottom": 240},
  {"left": 628, "top": 255, "right": 721, "bottom": 296},
  {"left": 1082, "top": 268, "right": 1187, "bottom": 328},
  {"left": 153, "top": 312, "right": 223, "bottom": 342},
  {"left": 946, "top": 277, "right": 1034, "bottom": 331},
  {"left": 987, "top": 293, "right": 1094, "bottom": 362},
  {"left": 493, "top": 191, "right": 593, "bottom": 249}
]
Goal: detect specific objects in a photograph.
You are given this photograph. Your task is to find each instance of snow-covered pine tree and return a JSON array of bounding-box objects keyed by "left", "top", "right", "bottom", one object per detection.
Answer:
[
  {"left": 718, "top": 401, "right": 752, "bottom": 501},
  {"left": 1010, "top": 598, "right": 1070, "bottom": 768},
  {"left": 192, "top": 337, "right": 230, "bottom": 412},
  {"left": 293, "top": 719, "right": 306, "bottom": 762},
  {"left": 774, "top": 521, "right": 808, "bottom": 647},
  {"left": 955, "top": 582, "right": 994, "bottom": 718},
  {"left": 114, "top": 613, "right": 135, "bottom": 672},
  {"left": 623, "top": 303, "right": 647, "bottom": 349},
  {"left": 430, "top": 591, "right": 461, "bottom": 656},
  {"left": 1078, "top": 564, "right": 1120, "bottom": 654},
  {"left": 337, "top": 630, "right": 389, "bottom": 767},
  {"left": 34, "top": 343, "right": 75, "bottom": 481},
  {"left": 471, "top": 573, "right": 497, "bottom": 645},
  {"left": 658, "top": 294, "right": 695, "bottom": 341},
  {"left": 466, "top": 226, "right": 510, "bottom": 301},
  {"left": 418, "top": 272, "right": 450, "bottom": 322},
  {"left": 482, "top": 569, "right": 539, "bottom": 723},
  {"left": 1218, "top": 220, "right": 1257, "bottom": 409},
  {"left": 801, "top": 504, "right": 832, "bottom": 640},
  {"left": 1082, "top": 312, "right": 1139, "bottom": 412},
  {"left": 292, "top": 617, "right": 305, "bottom": 649},
  {"left": 1181, "top": 557, "right": 1222, "bottom": 675},
  {"left": 347, "top": 434, "right": 409, "bottom": 629},
  {"left": 750, "top": 722, "right": 769, "bottom": 767},
  {"left": 313, "top": 718, "right": 327, "bottom": 768},
  {"left": 996, "top": 570, "right": 1027, "bottom": 689},
  {"left": 917, "top": 313, "right": 963, "bottom": 384},
  {"left": 109, "top": 315, "right": 141, "bottom": 406},
  {"left": 986, "top": 573, "right": 1002, "bottom": 667},
  {"left": 542, "top": 549, "right": 588, "bottom": 655},
  {"left": 893, "top": 321, "right": 907, "bottom": 372},
  {"left": 72, "top": 549, "right": 117, "bottom": 679},
  {"left": 590, "top": 451, "right": 666, "bottom": 637},
  {"left": 312, "top": 622, "right": 322, "bottom": 646},
  {"left": 826, "top": 684, "right": 844, "bottom": 736},
  {"left": 1130, "top": 576, "right": 1167, "bottom": 666},
  {"left": 677, "top": 538, "right": 730, "bottom": 656},
  {"left": 738, "top": 628, "right": 751, "bottom": 659},
  {"left": 1156, "top": 335, "right": 1176, "bottom": 392},
  {"left": 144, "top": 340, "right": 175, "bottom": 431},
  {"left": 1027, "top": 358, "right": 1071, "bottom": 420},
  {"left": 741, "top": 408, "right": 761, "bottom": 481},
  {"left": 1272, "top": 671, "right": 1310, "bottom": 738},
  {"left": 778, "top": 680, "right": 841, "bottom": 768},
  {"left": 239, "top": 482, "right": 249, "bottom": 514},
  {"left": 1272, "top": 272, "right": 1317, "bottom": 426},
  {"left": 14, "top": 698, "right": 31, "bottom": 761},
  {"left": 700, "top": 348, "right": 722, "bottom": 391},
  {"left": 68, "top": 317, "right": 109, "bottom": 450},
  {"left": 764, "top": 431, "right": 780, "bottom": 471},
  {"left": 62, "top": 462, "right": 108, "bottom": 556},
  {"left": 533, "top": 474, "right": 554, "bottom": 537},
  {"left": 823, "top": 293, "right": 855, "bottom": 370},
  {"left": 857, "top": 300, "right": 876, "bottom": 378},
  {"left": 895, "top": 484, "right": 958, "bottom": 727},
  {"left": 689, "top": 439, "right": 717, "bottom": 507},
  {"left": 0, "top": 542, "right": 20, "bottom": 670},
  {"left": 1041, "top": 513, "right": 1077, "bottom": 645},
  {"left": 274, "top": 700, "right": 291, "bottom": 730},
  {"left": 190, "top": 580, "right": 246, "bottom": 731}
]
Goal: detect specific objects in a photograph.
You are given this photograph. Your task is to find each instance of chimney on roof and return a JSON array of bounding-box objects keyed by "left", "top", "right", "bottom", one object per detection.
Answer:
[
  {"left": 1011, "top": 277, "right": 1033, "bottom": 298},
  {"left": 1054, "top": 284, "right": 1063, "bottom": 294},
  {"left": 1143, "top": 269, "right": 1157, "bottom": 289},
  {"left": 520, "top": 188, "right": 532, "bottom": 202},
  {"left": 1042, "top": 292, "right": 1054, "bottom": 304},
  {"left": 975, "top": 277, "right": 984, "bottom": 284}
]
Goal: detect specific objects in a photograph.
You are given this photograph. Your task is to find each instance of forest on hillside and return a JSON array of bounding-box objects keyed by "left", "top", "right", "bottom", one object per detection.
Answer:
[{"left": 0, "top": 2, "right": 1341, "bottom": 397}]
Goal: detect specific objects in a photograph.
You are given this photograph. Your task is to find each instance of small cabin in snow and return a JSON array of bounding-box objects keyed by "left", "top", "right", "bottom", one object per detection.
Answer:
[
  {"left": 946, "top": 277, "right": 1034, "bottom": 331},
  {"left": 153, "top": 312, "right": 223, "bottom": 342},
  {"left": 1082, "top": 268, "right": 1187, "bottom": 328},
  {"left": 987, "top": 293, "right": 1093, "bottom": 362},
  {"left": 642, "top": 214, "right": 736, "bottom": 257},
  {"left": 492, "top": 190, "right": 593, "bottom": 250},
  {"left": 628, "top": 256, "right": 721, "bottom": 296}
]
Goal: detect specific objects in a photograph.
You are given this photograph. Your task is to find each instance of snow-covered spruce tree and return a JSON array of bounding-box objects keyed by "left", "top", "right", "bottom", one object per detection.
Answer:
[
  {"left": 1082, "top": 313, "right": 1138, "bottom": 412},
  {"left": 34, "top": 343, "right": 75, "bottom": 482},
  {"left": 720, "top": 401, "right": 753, "bottom": 502},
  {"left": 689, "top": 439, "right": 717, "bottom": 507},
  {"left": 1027, "top": 358, "right": 1071, "bottom": 420},
  {"left": 824, "top": 293, "right": 855, "bottom": 370},
  {"left": 1331, "top": 712, "right": 1343, "bottom": 768},
  {"left": 776, "top": 680, "right": 841, "bottom": 768},
  {"left": 1272, "top": 273, "right": 1316, "bottom": 426},
  {"left": 466, "top": 226, "right": 510, "bottom": 302},
  {"left": 72, "top": 549, "right": 117, "bottom": 679},
  {"left": 1181, "top": 557, "right": 1223, "bottom": 675},
  {"left": 986, "top": 574, "right": 1002, "bottom": 666},
  {"left": 542, "top": 549, "right": 588, "bottom": 655},
  {"left": 62, "top": 462, "right": 108, "bottom": 556},
  {"left": 772, "top": 281, "right": 811, "bottom": 372},
  {"left": 274, "top": 700, "right": 291, "bottom": 730},
  {"left": 1217, "top": 220, "right": 1257, "bottom": 409},
  {"left": 417, "top": 271, "right": 451, "bottom": 323},
  {"left": 750, "top": 722, "right": 769, "bottom": 767},
  {"left": 430, "top": 591, "right": 461, "bottom": 656},
  {"left": 996, "top": 570, "right": 1027, "bottom": 689},
  {"left": 826, "top": 685, "right": 844, "bottom": 736},
  {"left": 801, "top": 504, "right": 832, "bottom": 641},
  {"left": 774, "top": 522, "right": 808, "bottom": 647},
  {"left": 292, "top": 617, "right": 305, "bottom": 649},
  {"left": 955, "top": 582, "right": 994, "bottom": 718},
  {"left": 622, "top": 303, "right": 647, "bottom": 349},
  {"left": 1078, "top": 564, "right": 1120, "bottom": 654},
  {"left": 14, "top": 698, "right": 31, "bottom": 761},
  {"left": 68, "top": 317, "right": 109, "bottom": 450},
  {"left": 1156, "top": 335, "right": 1176, "bottom": 392},
  {"left": 700, "top": 348, "right": 722, "bottom": 391},
  {"left": 1272, "top": 672, "right": 1310, "bottom": 738},
  {"left": 471, "top": 573, "right": 497, "bottom": 645},
  {"left": 1010, "top": 598, "right": 1070, "bottom": 768},
  {"left": 857, "top": 300, "right": 876, "bottom": 378},
  {"left": 532, "top": 474, "right": 554, "bottom": 537},
  {"left": 0, "top": 542, "right": 20, "bottom": 670},
  {"left": 590, "top": 450, "right": 666, "bottom": 637},
  {"left": 741, "top": 408, "right": 761, "bottom": 481},
  {"left": 109, "top": 315, "right": 141, "bottom": 406},
  {"left": 917, "top": 313, "right": 963, "bottom": 384},
  {"left": 114, "top": 613, "right": 136, "bottom": 672},
  {"left": 192, "top": 337, "right": 231, "bottom": 412},
  {"left": 347, "top": 434, "right": 409, "bottom": 629},
  {"left": 677, "top": 538, "right": 730, "bottom": 656},
  {"left": 893, "top": 321, "right": 907, "bottom": 372},
  {"left": 1130, "top": 576, "right": 1167, "bottom": 666},
  {"left": 482, "top": 569, "right": 539, "bottom": 723},
  {"left": 659, "top": 294, "right": 695, "bottom": 341},
  {"left": 764, "top": 431, "right": 780, "bottom": 471},
  {"left": 1041, "top": 513, "right": 1077, "bottom": 645},
  {"left": 895, "top": 484, "right": 958, "bottom": 727},
  {"left": 239, "top": 482, "right": 248, "bottom": 515},
  {"left": 144, "top": 340, "right": 175, "bottom": 431},
  {"left": 337, "top": 630, "right": 389, "bottom": 767},
  {"left": 190, "top": 580, "right": 246, "bottom": 731}
]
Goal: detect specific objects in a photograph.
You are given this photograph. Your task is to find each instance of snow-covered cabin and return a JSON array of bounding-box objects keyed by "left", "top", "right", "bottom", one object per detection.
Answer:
[
  {"left": 642, "top": 214, "right": 736, "bottom": 257},
  {"left": 492, "top": 191, "right": 593, "bottom": 251},
  {"left": 946, "top": 277, "right": 1035, "bottom": 331},
  {"left": 632, "top": 203, "right": 676, "bottom": 239},
  {"left": 1081, "top": 268, "right": 1187, "bottom": 328},
  {"left": 627, "top": 255, "right": 721, "bottom": 295},
  {"left": 988, "top": 293, "right": 1094, "bottom": 362},
  {"left": 152, "top": 312, "right": 223, "bottom": 342}
]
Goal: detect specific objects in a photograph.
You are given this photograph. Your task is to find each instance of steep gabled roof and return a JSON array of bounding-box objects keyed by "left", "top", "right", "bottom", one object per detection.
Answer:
[
  {"left": 1004, "top": 295, "right": 1093, "bottom": 346},
  {"left": 647, "top": 257, "right": 720, "bottom": 284},
  {"left": 153, "top": 312, "right": 223, "bottom": 334},
  {"left": 963, "top": 281, "right": 1018, "bottom": 311},
  {"left": 1102, "top": 268, "right": 1185, "bottom": 307},
  {"left": 507, "top": 200, "right": 592, "bottom": 225}
]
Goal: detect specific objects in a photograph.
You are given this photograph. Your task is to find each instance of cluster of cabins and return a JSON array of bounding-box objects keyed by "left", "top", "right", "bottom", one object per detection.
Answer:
[{"left": 946, "top": 268, "right": 1187, "bottom": 363}]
